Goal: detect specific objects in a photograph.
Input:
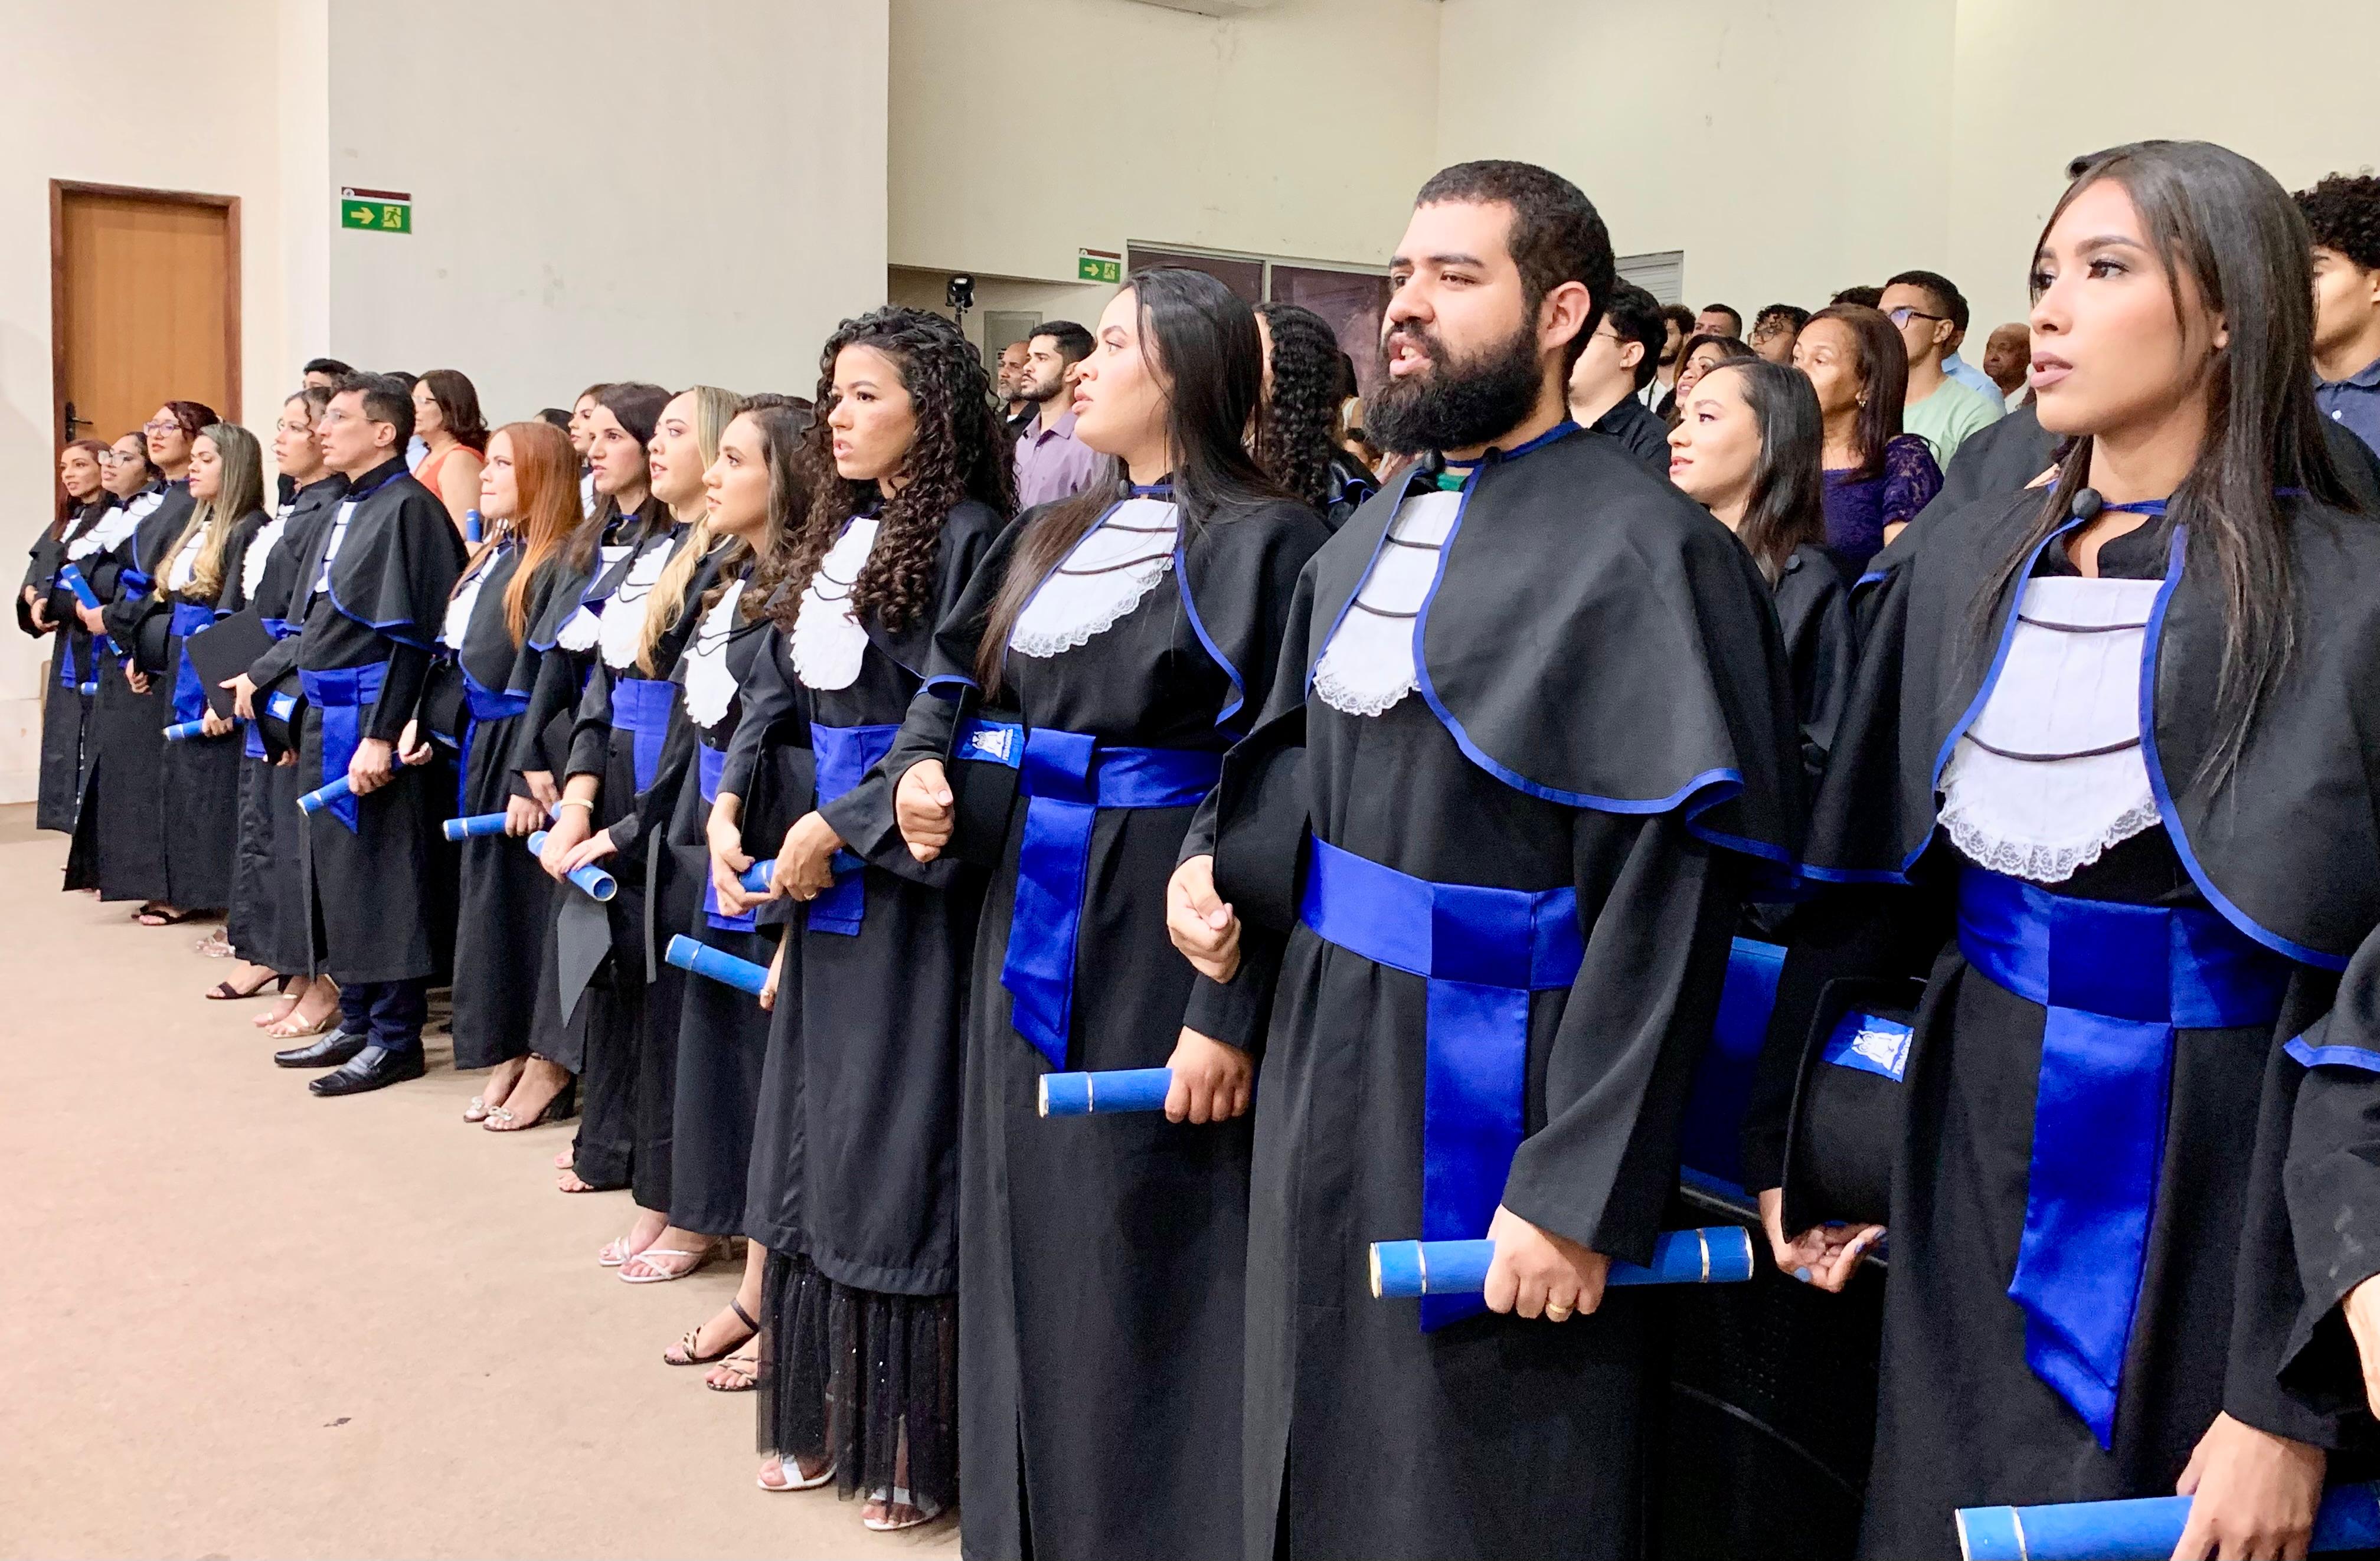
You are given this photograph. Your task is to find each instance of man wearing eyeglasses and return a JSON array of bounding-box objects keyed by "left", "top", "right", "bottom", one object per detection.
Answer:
[{"left": 1878, "top": 270, "right": 2002, "bottom": 466}]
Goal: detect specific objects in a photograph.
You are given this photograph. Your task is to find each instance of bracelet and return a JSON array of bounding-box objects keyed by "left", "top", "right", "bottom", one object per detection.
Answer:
[{"left": 556, "top": 797, "right": 595, "bottom": 813}]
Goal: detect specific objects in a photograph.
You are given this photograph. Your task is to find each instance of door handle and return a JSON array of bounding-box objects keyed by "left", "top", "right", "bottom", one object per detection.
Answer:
[{"left": 63, "top": 400, "right": 89, "bottom": 440}]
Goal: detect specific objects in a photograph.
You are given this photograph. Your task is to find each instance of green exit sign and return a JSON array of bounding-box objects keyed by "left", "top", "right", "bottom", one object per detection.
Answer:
[
  {"left": 340, "top": 186, "right": 412, "bottom": 234},
  {"left": 1078, "top": 250, "right": 1122, "bottom": 284}
]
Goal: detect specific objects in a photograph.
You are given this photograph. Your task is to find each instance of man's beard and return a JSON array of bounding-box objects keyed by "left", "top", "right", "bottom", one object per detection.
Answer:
[{"left": 1366, "top": 315, "right": 1544, "bottom": 456}]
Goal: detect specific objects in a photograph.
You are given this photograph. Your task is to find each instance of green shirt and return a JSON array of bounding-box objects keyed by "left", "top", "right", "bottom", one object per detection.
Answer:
[{"left": 1902, "top": 377, "right": 2002, "bottom": 467}]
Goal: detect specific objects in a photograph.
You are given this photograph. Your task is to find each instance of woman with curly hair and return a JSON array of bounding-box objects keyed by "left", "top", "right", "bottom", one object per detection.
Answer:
[
  {"left": 702, "top": 307, "right": 1008, "bottom": 1526},
  {"left": 1254, "top": 301, "right": 1377, "bottom": 527}
]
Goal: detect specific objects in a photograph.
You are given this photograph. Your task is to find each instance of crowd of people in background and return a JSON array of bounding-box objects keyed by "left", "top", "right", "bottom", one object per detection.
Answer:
[{"left": 21, "top": 147, "right": 2380, "bottom": 1560}]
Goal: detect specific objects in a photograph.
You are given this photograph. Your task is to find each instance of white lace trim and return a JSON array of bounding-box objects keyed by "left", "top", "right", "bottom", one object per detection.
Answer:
[
  {"left": 1312, "top": 489, "right": 1460, "bottom": 719},
  {"left": 441, "top": 549, "right": 497, "bottom": 650},
  {"left": 682, "top": 580, "right": 748, "bottom": 729},
  {"left": 599, "top": 535, "right": 676, "bottom": 669},
  {"left": 164, "top": 519, "right": 208, "bottom": 593},
  {"left": 70, "top": 500, "right": 145, "bottom": 561},
  {"left": 1008, "top": 497, "right": 1179, "bottom": 659},
  {"left": 556, "top": 543, "right": 635, "bottom": 652},
  {"left": 240, "top": 515, "right": 289, "bottom": 603},
  {"left": 790, "top": 516, "right": 879, "bottom": 690},
  {"left": 1937, "top": 576, "right": 2164, "bottom": 885}
]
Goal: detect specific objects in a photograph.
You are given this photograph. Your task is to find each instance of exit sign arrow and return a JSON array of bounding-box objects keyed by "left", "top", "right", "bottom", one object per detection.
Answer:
[{"left": 339, "top": 186, "right": 413, "bottom": 234}]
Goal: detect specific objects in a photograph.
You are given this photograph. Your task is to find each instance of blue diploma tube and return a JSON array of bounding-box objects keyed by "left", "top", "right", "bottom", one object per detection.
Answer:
[
  {"left": 298, "top": 774, "right": 353, "bottom": 814},
  {"left": 1956, "top": 1481, "right": 2380, "bottom": 1560},
  {"left": 162, "top": 718, "right": 210, "bottom": 741},
  {"left": 58, "top": 563, "right": 128, "bottom": 659},
  {"left": 738, "top": 858, "right": 776, "bottom": 895},
  {"left": 443, "top": 810, "right": 513, "bottom": 841},
  {"left": 1368, "top": 1226, "right": 1756, "bottom": 1300},
  {"left": 1038, "top": 1068, "right": 1176, "bottom": 1118},
  {"left": 526, "top": 829, "right": 618, "bottom": 902},
  {"left": 664, "top": 934, "right": 770, "bottom": 996},
  {"left": 464, "top": 509, "right": 483, "bottom": 544}
]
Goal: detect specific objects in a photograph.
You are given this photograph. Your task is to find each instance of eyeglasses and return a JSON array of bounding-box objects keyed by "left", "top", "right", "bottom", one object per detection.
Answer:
[
  {"left": 1887, "top": 306, "right": 1948, "bottom": 329},
  {"left": 142, "top": 418, "right": 179, "bottom": 433}
]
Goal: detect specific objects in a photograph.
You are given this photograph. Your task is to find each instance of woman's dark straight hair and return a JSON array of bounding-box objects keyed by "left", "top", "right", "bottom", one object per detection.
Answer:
[
  {"left": 1701, "top": 360, "right": 1827, "bottom": 583},
  {"left": 1971, "top": 139, "right": 2353, "bottom": 791},
  {"left": 972, "top": 267, "right": 1289, "bottom": 692},
  {"left": 1803, "top": 303, "right": 1907, "bottom": 478},
  {"left": 55, "top": 438, "right": 112, "bottom": 535},
  {"left": 563, "top": 379, "right": 671, "bottom": 572}
]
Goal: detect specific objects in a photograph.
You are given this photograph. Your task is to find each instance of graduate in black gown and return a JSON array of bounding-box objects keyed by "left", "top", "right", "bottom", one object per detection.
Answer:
[
  {"left": 21, "top": 440, "right": 115, "bottom": 832},
  {"left": 885, "top": 270, "right": 1328, "bottom": 1560},
  {"left": 60, "top": 436, "right": 162, "bottom": 892},
  {"left": 1169, "top": 163, "right": 1802, "bottom": 1561},
  {"left": 127, "top": 421, "right": 270, "bottom": 922},
  {"left": 541, "top": 386, "right": 735, "bottom": 1260},
  {"left": 1764, "top": 141, "right": 2380, "bottom": 1560},
  {"left": 74, "top": 401, "right": 211, "bottom": 919},
  {"left": 1255, "top": 303, "right": 1377, "bottom": 529},
  {"left": 523, "top": 381, "right": 672, "bottom": 1192},
  {"left": 270, "top": 373, "right": 466, "bottom": 1096},
  {"left": 704, "top": 314, "right": 1004, "bottom": 1524},
  {"left": 435, "top": 420, "right": 581, "bottom": 1118},
  {"left": 225, "top": 388, "right": 348, "bottom": 1039}
]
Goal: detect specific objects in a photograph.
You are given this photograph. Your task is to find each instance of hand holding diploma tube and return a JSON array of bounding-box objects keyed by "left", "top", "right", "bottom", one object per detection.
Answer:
[
  {"left": 1954, "top": 1480, "right": 2379, "bottom": 1560},
  {"left": 1368, "top": 1226, "right": 1755, "bottom": 1304},
  {"left": 528, "top": 829, "right": 617, "bottom": 901}
]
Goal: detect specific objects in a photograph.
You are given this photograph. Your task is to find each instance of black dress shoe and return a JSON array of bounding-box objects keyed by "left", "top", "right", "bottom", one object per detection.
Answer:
[
  {"left": 309, "top": 1045, "right": 427, "bottom": 1097},
  {"left": 274, "top": 1030, "right": 369, "bottom": 1069}
]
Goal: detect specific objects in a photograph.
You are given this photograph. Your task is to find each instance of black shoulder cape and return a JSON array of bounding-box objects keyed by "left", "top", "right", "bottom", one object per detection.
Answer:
[{"left": 326, "top": 471, "right": 467, "bottom": 648}]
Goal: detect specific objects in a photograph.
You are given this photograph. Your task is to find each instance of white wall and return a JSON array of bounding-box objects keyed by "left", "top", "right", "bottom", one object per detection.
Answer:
[
  {"left": 890, "top": 0, "right": 1444, "bottom": 285},
  {"left": 324, "top": 0, "right": 890, "bottom": 421},
  {"left": 0, "top": 0, "right": 296, "bottom": 800}
]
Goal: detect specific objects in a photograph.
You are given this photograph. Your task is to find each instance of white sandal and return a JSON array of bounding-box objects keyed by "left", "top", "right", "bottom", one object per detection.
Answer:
[
  {"left": 757, "top": 1457, "right": 836, "bottom": 1493},
  {"left": 864, "top": 1487, "right": 944, "bottom": 1530},
  {"left": 619, "top": 1239, "right": 731, "bottom": 1284}
]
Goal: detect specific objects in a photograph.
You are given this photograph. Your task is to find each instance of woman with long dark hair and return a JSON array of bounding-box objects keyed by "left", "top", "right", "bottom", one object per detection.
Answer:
[
  {"left": 700, "top": 312, "right": 1004, "bottom": 1524},
  {"left": 60, "top": 433, "right": 166, "bottom": 895},
  {"left": 1666, "top": 358, "right": 1853, "bottom": 782},
  {"left": 1253, "top": 301, "right": 1377, "bottom": 528},
  {"left": 1767, "top": 141, "right": 2379, "bottom": 1559},
  {"left": 1792, "top": 304, "right": 1943, "bottom": 575},
  {"left": 411, "top": 368, "right": 489, "bottom": 532},
  {"left": 886, "top": 269, "right": 1328, "bottom": 1557},
  {"left": 22, "top": 438, "right": 115, "bottom": 831}
]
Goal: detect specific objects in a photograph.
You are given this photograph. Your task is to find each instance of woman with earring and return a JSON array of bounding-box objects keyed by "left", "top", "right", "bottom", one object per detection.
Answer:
[
  {"left": 887, "top": 270, "right": 1328, "bottom": 1559},
  {"left": 1768, "top": 141, "right": 2380, "bottom": 1559},
  {"left": 540, "top": 385, "right": 735, "bottom": 1251},
  {"left": 437, "top": 420, "right": 582, "bottom": 1128},
  {"left": 706, "top": 312, "right": 1006, "bottom": 1525},
  {"left": 1791, "top": 305, "right": 1943, "bottom": 577},
  {"left": 410, "top": 369, "right": 488, "bottom": 534},
  {"left": 22, "top": 439, "right": 115, "bottom": 832}
]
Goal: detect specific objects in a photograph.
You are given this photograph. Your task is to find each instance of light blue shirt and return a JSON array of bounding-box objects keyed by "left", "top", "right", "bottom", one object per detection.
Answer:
[{"left": 1941, "top": 352, "right": 2003, "bottom": 404}]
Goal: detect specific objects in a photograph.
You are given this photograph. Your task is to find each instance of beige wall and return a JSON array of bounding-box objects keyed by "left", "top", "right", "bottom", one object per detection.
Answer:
[
  {"left": 325, "top": 0, "right": 890, "bottom": 422},
  {"left": 0, "top": 0, "right": 297, "bottom": 800},
  {"left": 890, "top": 0, "right": 1444, "bottom": 284}
]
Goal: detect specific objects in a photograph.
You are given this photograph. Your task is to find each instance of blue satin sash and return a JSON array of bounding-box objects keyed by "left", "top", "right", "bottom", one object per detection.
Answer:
[
  {"left": 243, "top": 617, "right": 296, "bottom": 760},
  {"left": 170, "top": 602, "right": 215, "bottom": 725},
  {"left": 805, "top": 722, "right": 901, "bottom": 937},
  {"left": 299, "top": 660, "right": 389, "bottom": 832},
  {"left": 1676, "top": 937, "right": 1787, "bottom": 1190},
  {"left": 960, "top": 717, "right": 1223, "bottom": 1068},
  {"left": 1957, "top": 867, "right": 2291, "bottom": 1448},
  {"left": 610, "top": 676, "right": 675, "bottom": 793},
  {"left": 457, "top": 669, "right": 531, "bottom": 813},
  {"left": 695, "top": 744, "right": 758, "bottom": 934},
  {"left": 1298, "top": 835, "right": 1584, "bottom": 1330}
]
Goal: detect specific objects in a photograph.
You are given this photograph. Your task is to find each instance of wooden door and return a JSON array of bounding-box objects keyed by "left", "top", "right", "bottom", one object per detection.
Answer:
[{"left": 51, "top": 182, "right": 240, "bottom": 451}]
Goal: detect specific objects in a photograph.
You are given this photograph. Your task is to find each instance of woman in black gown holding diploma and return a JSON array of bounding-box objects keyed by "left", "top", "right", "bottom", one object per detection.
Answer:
[
  {"left": 1766, "top": 141, "right": 2380, "bottom": 1559},
  {"left": 888, "top": 270, "right": 1328, "bottom": 1560},
  {"left": 707, "top": 310, "right": 1005, "bottom": 1525},
  {"left": 22, "top": 439, "right": 115, "bottom": 832}
]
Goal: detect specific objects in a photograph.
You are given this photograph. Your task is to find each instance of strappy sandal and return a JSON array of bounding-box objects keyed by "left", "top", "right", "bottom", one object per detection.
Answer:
[
  {"left": 463, "top": 1095, "right": 492, "bottom": 1124},
  {"left": 195, "top": 929, "right": 233, "bottom": 958},
  {"left": 597, "top": 1233, "right": 652, "bottom": 1269},
  {"left": 264, "top": 1008, "right": 336, "bottom": 1040},
  {"left": 707, "top": 1347, "right": 759, "bottom": 1393},
  {"left": 864, "top": 1488, "right": 944, "bottom": 1530},
  {"left": 205, "top": 970, "right": 280, "bottom": 1001},
  {"left": 757, "top": 1456, "right": 835, "bottom": 1493},
  {"left": 620, "top": 1238, "right": 736, "bottom": 1284},
  {"left": 138, "top": 905, "right": 202, "bottom": 927},
  {"left": 664, "top": 1298, "right": 759, "bottom": 1366}
]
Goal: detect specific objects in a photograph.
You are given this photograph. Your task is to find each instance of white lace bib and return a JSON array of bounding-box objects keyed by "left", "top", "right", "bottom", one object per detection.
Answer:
[
  {"left": 1009, "top": 497, "right": 1179, "bottom": 659},
  {"left": 790, "top": 516, "right": 879, "bottom": 690},
  {"left": 70, "top": 499, "right": 145, "bottom": 561},
  {"left": 164, "top": 519, "right": 208, "bottom": 593},
  {"left": 240, "top": 513, "right": 289, "bottom": 603},
  {"left": 682, "top": 580, "right": 748, "bottom": 729},
  {"left": 1938, "top": 575, "right": 2163, "bottom": 883},
  {"left": 1312, "top": 489, "right": 1461, "bottom": 718},
  {"left": 556, "top": 542, "right": 635, "bottom": 652},
  {"left": 599, "top": 537, "right": 675, "bottom": 669},
  {"left": 442, "top": 549, "right": 498, "bottom": 650}
]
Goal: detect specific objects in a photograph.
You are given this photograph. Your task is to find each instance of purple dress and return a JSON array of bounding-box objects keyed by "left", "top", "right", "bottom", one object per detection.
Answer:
[{"left": 1822, "top": 432, "right": 1942, "bottom": 578}]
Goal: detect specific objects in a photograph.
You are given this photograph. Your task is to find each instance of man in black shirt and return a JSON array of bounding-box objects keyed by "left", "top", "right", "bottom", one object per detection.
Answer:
[{"left": 1567, "top": 281, "right": 1671, "bottom": 476}]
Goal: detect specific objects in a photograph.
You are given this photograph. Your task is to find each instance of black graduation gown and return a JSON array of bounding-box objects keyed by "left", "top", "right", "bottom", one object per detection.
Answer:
[
  {"left": 227, "top": 480, "right": 345, "bottom": 974},
  {"left": 1206, "top": 430, "right": 1802, "bottom": 1561},
  {"left": 1793, "top": 492, "right": 2380, "bottom": 1555},
  {"left": 874, "top": 488, "right": 1325, "bottom": 1561},
  {"left": 290, "top": 459, "right": 466, "bottom": 985},
  {"left": 23, "top": 499, "right": 120, "bottom": 831},
  {"left": 73, "top": 483, "right": 190, "bottom": 902},
  {"left": 439, "top": 540, "right": 555, "bottom": 1071}
]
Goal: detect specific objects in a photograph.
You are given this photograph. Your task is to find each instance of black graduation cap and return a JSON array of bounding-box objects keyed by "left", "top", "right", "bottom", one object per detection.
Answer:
[
  {"left": 1781, "top": 975, "right": 1926, "bottom": 1232},
  {"left": 252, "top": 676, "right": 303, "bottom": 762}
]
